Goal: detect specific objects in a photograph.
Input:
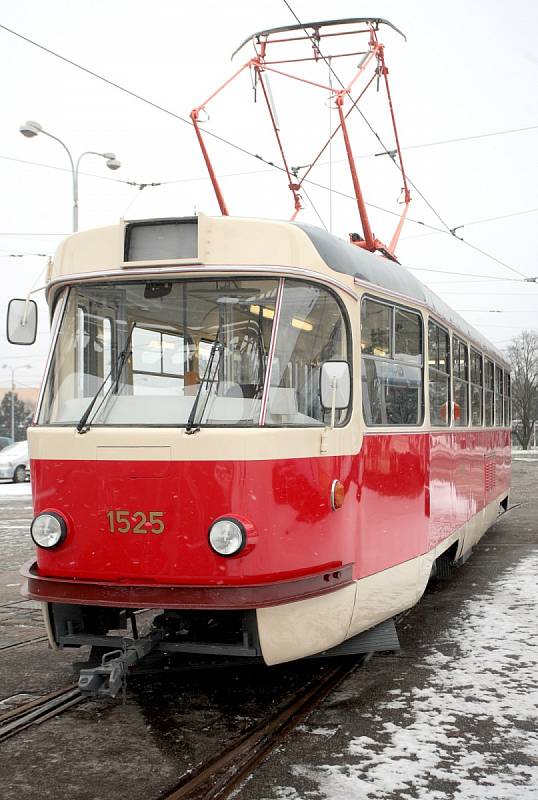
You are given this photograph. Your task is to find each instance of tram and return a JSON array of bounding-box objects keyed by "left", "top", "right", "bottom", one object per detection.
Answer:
[{"left": 8, "top": 212, "right": 511, "bottom": 693}]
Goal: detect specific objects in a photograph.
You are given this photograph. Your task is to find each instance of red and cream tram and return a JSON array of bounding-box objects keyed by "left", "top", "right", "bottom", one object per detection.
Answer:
[{"left": 9, "top": 213, "right": 511, "bottom": 690}]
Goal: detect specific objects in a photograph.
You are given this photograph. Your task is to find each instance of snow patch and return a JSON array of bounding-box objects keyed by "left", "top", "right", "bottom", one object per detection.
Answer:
[{"left": 273, "top": 553, "right": 538, "bottom": 799}]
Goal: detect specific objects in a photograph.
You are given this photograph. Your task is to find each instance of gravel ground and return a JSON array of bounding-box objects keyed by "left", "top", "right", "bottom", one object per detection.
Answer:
[{"left": 0, "top": 464, "right": 536, "bottom": 800}]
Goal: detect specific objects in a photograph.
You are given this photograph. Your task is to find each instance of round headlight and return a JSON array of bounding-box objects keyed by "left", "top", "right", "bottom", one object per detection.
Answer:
[
  {"left": 208, "top": 518, "right": 246, "bottom": 557},
  {"left": 31, "top": 512, "right": 67, "bottom": 549}
]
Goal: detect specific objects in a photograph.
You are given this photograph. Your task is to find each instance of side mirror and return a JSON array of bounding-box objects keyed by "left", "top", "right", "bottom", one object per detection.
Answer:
[
  {"left": 320, "top": 360, "right": 351, "bottom": 411},
  {"left": 6, "top": 298, "right": 38, "bottom": 345}
]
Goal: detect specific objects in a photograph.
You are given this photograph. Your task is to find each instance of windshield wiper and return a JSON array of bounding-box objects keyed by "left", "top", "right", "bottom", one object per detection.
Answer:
[
  {"left": 76, "top": 325, "right": 134, "bottom": 434},
  {"left": 185, "top": 340, "right": 224, "bottom": 434}
]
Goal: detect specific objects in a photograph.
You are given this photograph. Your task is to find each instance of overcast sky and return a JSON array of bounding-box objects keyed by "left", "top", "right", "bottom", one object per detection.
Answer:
[{"left": 1, "top": 0, "right": 537, "bottom": 391}]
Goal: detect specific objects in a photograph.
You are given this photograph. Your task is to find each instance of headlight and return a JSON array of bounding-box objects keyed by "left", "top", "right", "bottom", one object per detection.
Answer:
[
  {"left": 208, "top": 518, "right": 246, "bottom": 557},
  {"left": 30, "top": 512, "right": 67, "bottom": 549}
]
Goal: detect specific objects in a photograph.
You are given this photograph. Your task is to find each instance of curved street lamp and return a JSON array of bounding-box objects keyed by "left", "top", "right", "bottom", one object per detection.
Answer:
[{"left": 19, "top": 121, "right": 121, "bottom": 232}]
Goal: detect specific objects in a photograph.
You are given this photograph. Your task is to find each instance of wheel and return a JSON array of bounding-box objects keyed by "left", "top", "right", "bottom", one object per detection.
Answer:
[{"left": 13, "top": 465, "right": 26, "bottom": 483}]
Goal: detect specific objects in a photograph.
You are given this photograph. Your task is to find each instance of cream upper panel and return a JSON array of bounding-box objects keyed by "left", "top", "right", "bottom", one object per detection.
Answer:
[
  {"left": 48, "top": 214, "right": 347, "bottom": 286},
  {"left": 51, "top": 224, "right": 124, "bottom": 278},
  {"left": 27, "top": 424, "right": 362, "bottom": 462}
]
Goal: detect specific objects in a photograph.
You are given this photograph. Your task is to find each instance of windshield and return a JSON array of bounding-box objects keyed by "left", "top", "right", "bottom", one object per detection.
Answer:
[{"left": 38, "top": 277, "right": 350, "bottom": 428}]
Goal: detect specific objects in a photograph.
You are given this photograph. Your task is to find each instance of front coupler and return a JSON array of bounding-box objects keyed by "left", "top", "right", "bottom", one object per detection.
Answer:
[{"left": 78, "top": 629, "right": 163, "bottom": 698}]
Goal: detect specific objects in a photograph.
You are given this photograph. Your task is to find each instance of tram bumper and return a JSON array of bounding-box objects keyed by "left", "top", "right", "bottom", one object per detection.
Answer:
[{"left": 21, "top": 560, "right": 356, "bottom": 663}]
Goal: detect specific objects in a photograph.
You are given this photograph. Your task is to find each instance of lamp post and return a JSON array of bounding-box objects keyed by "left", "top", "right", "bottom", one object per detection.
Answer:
[
  {"left": 19, "top": 121, "right": 121, "bottom": 232},
  {"left": 2, "top": 364, "right": 32, "bottom": 442}
]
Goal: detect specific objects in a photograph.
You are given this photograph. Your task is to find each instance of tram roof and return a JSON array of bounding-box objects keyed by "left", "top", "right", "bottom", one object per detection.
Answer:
[
  {"left": 294, "top": 222, "right": 509, "bottom": 366},
  {"left": 49, "top": 214, "right": 508, "bottom": 366}
]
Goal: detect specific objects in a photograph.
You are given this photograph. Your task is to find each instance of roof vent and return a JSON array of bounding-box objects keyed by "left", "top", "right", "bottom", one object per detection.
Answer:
[{"left": 124, "top": 217, "right": 198, "bottom": 262}]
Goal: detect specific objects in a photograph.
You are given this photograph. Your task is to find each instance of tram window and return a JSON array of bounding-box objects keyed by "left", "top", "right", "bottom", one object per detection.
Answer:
[
  {"left": 361, "top": 300, "right": 391, "bottom": 357},
  {"left": 428, "top": 320, "right": 450, "bottom": 426},
  {"left": 452, "top": 335, "right": 469, "bottom": 426},
  {"left": 38, "top": 278, "right": 280, "bottom": 426},
  {"left": 267, "top": 281, "right": 350, "bottom": 426},
  {"left": 132, "top": 327, "right": 185, "bottom": 395},
  {"left": 362, "top": 359, "right": 422, "bottom": 425},
  {"left": 75, "top": 304, "right": 113, "bottom": 397},
  {"left": 361, "top": 299, "right": 423, "bottom": 426},
  {"left": 494, "top": 365, "right": 503, "bottom": 426},
  {"left": 504, "top": 371, "right": 511, "bottom": 426},
  {"left": 395, "top": 309, "right": 422, "bottom": 364},
  {"left": 470, "top": 348, "right": 483, "bottom": 425},
  {"left": 484, "top": 358, "right": 494, "bottom": 426}
]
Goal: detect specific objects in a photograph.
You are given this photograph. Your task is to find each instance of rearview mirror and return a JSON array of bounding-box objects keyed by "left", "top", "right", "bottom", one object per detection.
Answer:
[
  {"left": 320, "top": 360, "right": 351, "bottom": 410},
  {"left": 6, "top": 298, "right": 38, "bottom": 345}
]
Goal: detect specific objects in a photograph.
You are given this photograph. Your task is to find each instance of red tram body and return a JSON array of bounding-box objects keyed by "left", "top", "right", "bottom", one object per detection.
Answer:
[{"left": 19, "top": 214, "right": 510, "bottom": 674}]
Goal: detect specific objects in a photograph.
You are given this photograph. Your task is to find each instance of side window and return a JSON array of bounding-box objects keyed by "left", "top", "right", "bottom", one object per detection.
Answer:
[
  {"left": 267, "top": 281, "right": 350, "bottom": 426},
  {"left": 484, "top": 359, "right": 494, "bottom": 426},
  {"left": 470, "top": 349, "right": 483, "bottom": 425},
  {"left": 504, "top": 372, "right": 511, "bottom": 427},
  {"left": 452, "top": 335, "right": 469, "bottom": 426},
  {"left": 428, "top": 320, "right": 450, "bottom": 426},
  {"left": 361, "top": 299, "right": 423, "bottom": 426},
  {"left": 494, "top": 365, "right": 503, "bottom": 426}
]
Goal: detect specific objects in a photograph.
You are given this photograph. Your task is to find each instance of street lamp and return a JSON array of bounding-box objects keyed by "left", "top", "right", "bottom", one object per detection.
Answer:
[
  {"left": 19, "top": 120, "right": 121, "bottom": 232},
  {"left": 2, "top": 364, "right": 32, "bottom": 442}
]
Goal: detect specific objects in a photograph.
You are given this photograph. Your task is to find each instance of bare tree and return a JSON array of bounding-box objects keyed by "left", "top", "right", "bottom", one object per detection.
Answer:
[{"left": 507, "top": 330, "right": 538, "bottom": 450}]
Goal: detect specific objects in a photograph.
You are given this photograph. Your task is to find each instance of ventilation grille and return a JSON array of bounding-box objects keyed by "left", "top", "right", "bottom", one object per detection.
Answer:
[{"left": 485, "top": 455, "right": 496, "bottom": 494}]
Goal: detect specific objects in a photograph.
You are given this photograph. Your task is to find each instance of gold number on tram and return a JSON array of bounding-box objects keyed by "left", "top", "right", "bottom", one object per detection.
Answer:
[{"left": 105, "top": 510, "right": 165, "bottom": 535}]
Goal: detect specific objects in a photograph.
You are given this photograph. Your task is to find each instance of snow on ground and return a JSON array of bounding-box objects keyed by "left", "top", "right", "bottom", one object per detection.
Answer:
[
  {"left": 276, "top": 553, "right": 538, "bottom": 800},
  {"left": 0, "top": 482, "right": 32, "bottom": 498}
]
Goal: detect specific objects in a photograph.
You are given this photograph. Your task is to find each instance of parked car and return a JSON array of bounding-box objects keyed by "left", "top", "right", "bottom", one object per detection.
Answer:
[
  {"left": 0, "top": 441, "right": 29, "bottom": 483},
  {"left": 0, "top": 436, "right": 13, "bottom": 451}
]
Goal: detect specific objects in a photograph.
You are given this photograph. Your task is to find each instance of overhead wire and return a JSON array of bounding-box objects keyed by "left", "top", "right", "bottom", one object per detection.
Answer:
[
  {"left": 1, "top": 18, "right": 533, "bottom": 281},
  {"left": 0, "top": 23, "right": 286, "bottom": 173},
  {"left": 0, "top": 22, "right": 504, "bottom": 238},
  {"left": 401, "top": 207, "right": 538, "bottom": 240},
  {"left": 279, "top": 2, "right": 533, "bottom": 281}
]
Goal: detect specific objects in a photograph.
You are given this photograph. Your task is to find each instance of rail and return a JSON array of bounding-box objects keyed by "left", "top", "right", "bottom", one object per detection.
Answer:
[
  {"left": 161, "top": 657, "right": 366, "bottom": 800},
  {"left": 0, "top": 685, "right": 84, "bottom": 742}
]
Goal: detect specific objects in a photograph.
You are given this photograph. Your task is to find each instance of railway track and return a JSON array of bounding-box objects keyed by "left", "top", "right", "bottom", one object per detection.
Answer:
[
  {"left": 161, "top": 656, "right": 365, "bottom": 800},
  {"left": 0, "top": 635, "right": 48, "bottom": 652},
  {"left": 0, "top": 685, "right": 84, "bottom": 742},
  {"left": 0, "top": 653, "right": 366, "bottom": 800}
]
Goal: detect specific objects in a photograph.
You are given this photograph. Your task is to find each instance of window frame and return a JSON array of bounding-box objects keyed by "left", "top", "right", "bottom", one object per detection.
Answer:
[
  {"left": 37, "top": 277, "right": 353, "bottom": 430},
  {"left": 428, "top": 317, "right": 452, "bottom": 427},
  {"left": 484, "top": 357, "right": 495, "bottom": 427},
  {"left": 361, "top": 295, "right": 425, "bottom": 428},
  {"left": 451, "top": 334, "right": 470, "bottom": 427},
  {"left": 470, "top": 347, "right": 483, "bottom": 426},
  {"left": 264, "top": 278, "right": 354, "bottom": 429},
  {"left": 503, "top": 370, "right": 512, "bottom": 428},
  {"left": 494, "top": 363, "right": 504, "bottom": 427}
]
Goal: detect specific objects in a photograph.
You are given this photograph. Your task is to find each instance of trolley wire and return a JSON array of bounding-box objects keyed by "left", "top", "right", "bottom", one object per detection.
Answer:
[
  {"left": 402, "top": 207, "right": 538, "bottom": 240},
  {"left": 1, "top": 19, "right": 533, "bottom": 281},
  {"left": 279, "top": 1, "right": 533, "bottom": 281},
  {"left": 406, "top": 266, "right": 525, "bottom": 281},
  {"left": 0, "top": 23, "right": 277, "bottom": 171}
]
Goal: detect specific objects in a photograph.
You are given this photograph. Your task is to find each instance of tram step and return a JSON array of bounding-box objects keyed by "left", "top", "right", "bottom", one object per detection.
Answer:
[{"left": 310, "top": 617, "right": 400, "bottom": 659}]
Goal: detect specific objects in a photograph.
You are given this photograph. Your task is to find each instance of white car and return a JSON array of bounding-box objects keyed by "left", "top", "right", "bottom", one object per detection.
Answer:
[{"left": 0, "top": 441, "right": 29, "bottom": 483}]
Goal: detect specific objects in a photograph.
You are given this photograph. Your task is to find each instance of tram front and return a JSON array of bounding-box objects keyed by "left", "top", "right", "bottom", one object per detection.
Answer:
[{"left": 11, "top": 215, "right": 362, "bottom": 668}]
